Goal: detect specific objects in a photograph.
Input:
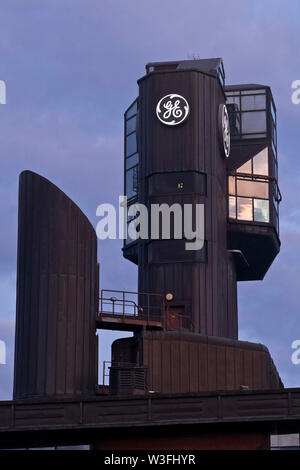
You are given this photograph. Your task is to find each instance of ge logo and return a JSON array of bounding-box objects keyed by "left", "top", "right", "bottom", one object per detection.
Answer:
[
  {"left": 156, "top": 94, "right": 190, "bottom": 126},
  {"left": 218, "top": 104, "right": 230, "bottom": 158}
]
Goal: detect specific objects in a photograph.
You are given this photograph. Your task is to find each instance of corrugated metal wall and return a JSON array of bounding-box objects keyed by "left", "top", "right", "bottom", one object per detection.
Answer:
[
  {"left": 13, "top": 171, "right": 98, "bottom": 399},
  {"left": 142, "top": 331, "right": 282, "bottom": 393}
]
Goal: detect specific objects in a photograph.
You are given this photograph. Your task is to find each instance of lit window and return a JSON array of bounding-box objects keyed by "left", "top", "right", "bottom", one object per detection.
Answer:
[
  {"left": 237, "top": 197, "right": 253, "bottom": 221},
  {"left": 237, "top": 159, "right": 252, "bottom": 174},
  {"left": 229, "top": 196, "right": 236, "bottom": 218},
  {"left": 228, "top": 176, "right": 235, "bottom": 195},
  {"left": 253, "top": 148, "right": 268, "bottom": 175},
  {"left": 237, "top": 179, "right": 268, "bottom": 199}
]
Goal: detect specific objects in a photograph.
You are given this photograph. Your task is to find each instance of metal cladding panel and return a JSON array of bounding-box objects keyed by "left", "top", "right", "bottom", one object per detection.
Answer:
[
  {"left": 142, "top": 331, "right": 283, "bottom": 394},
  {"left": 13, "top": 171, "right": 98, "bottom": 399},
  {"left": 137, "top": 69, "right": 238, "bottom": 339}
]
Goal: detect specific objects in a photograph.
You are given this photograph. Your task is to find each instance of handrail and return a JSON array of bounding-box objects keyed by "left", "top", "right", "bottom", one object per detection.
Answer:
[
  {"left": 227, "top": 171, "right": 282, "bottom": 203},
  {"left": 99, "top": 289, "right": 165, "bottom": 324}
]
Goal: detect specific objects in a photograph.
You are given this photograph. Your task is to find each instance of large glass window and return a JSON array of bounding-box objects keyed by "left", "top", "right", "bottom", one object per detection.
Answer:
[
  {"left": 228, "top": 147, "right": 270, "bottom": 223},
  {"left": 125, "top": 98, "right": 139, "bottom": 204},
  {"left": 226, "top": 88, "right": 267, "bottom": 139},
  {"left": 124, "top": 99, "right": 139, "bottom": 245}
]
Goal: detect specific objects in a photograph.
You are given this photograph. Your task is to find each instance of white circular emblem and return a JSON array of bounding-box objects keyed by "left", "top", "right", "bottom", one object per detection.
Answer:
[
  {"left": 156, "top": 94, "right": 190, "bottom": 126},
  {"left": 219, "top": 104, "right": 230, "bottom": 158}
]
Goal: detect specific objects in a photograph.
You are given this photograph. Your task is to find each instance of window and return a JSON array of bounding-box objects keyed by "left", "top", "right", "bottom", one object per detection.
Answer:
[
  {"left": 228, "top": 147, "right": 270, "bottom": 223},
  {"left": 126, "top": 166, "right": 138, "bottom": 200},
  {"left": 125, "top": 98, "right": 139, "bottom": 203},
  {"left": 125, "top": 99, "right": 139, "bottom": 245},
  {"left": 226, "top": 88, "right": 267, "bottom": 139}
]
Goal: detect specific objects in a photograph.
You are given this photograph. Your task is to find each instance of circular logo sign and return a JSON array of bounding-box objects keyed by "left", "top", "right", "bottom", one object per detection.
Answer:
[
  {"left": 218, "top": 104, "right": 230, "bottom": 158},
  {"left": 156, "top": 94, "right": 190, "bottom": 126}
]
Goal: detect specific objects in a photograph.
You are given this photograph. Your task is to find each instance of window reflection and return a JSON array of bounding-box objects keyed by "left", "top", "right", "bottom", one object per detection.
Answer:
[
  {"left": 228, "top": 176, "right": 235, "bottom": 195},
  {"left": 237, "top": 159, "right": 252, "bottom": 174},
  {"left": 126, "top": 166, "right": 138, "bottom": 200},
  {"left": 237, "top": 197, "right": 253, "bottom": 221},
  {"left": 229, "top": 196, "right": 236, "bottom": 218},
  {"left": 241, "top": 94, "right": 266, "bottom": 111},
  {"left": 126, "top": 101, "right": 137, "bottom": 119},
  {"left": 126, "top": 153, "right": 139, "bottom": 170},
  {"left": 125, "top": 98, "right": 139, "bottom": 205},
  {"left": 254, "top": 199, "right": 269, "bottom": 222},
  {"left": 253, "top": 147, "right": 268, "bottom": 175},
  {"left": 237, "top": 179, "right": 268, "bottom": 199},
  {"left": 241, "top": 111, "right": 266, "bottom": 134},
  {"left": 225, "top": 88, "right": 268, "bottom": 139},
  {"left": 126, "top": 133, "right": 137, "bottom": 157},
  {"left": 228, "top": 147, "right": 270, "bottom": 224},
  {"left": 126, "top": 116, "right": 136, "bottom": 135}
]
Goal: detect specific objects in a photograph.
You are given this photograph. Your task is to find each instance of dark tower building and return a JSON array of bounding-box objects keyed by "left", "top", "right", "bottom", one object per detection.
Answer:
[
  {"left": 108, "top": 58, "right": 282, "bottom": 394},
  {"left": 6, "top": 58, "right": 299, "bottom": 452}
]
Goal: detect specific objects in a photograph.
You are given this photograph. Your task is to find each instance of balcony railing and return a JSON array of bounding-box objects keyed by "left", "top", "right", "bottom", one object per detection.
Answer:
[{"left": 98, "top": 289, "right": 165, "bottom": 325}]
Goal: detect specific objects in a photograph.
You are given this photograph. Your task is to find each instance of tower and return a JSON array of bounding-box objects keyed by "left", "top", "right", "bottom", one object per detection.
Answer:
[{"left": 109, "top": 58, "right": 282, "bottom": 394}]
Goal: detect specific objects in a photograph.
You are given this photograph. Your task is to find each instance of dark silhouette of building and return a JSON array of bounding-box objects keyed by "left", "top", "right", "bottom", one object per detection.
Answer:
[
  {"left": 1, "top": 58, "right": 298, "bottom": 451},
  {"left": 110, "top": 58, "right": 282, "bottom": 395}
]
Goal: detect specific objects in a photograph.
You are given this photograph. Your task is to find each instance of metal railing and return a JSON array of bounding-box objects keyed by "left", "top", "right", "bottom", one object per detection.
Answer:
[
  {"left": 99, "top": 289, "right": 165, "bottom": 324},
  {"left": 102, "top": 360, "right": 142, "bottom": 387}
]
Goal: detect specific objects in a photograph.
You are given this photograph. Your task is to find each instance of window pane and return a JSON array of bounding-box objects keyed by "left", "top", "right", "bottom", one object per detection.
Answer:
[
  {"left": 242, "top": 111, "right": 267, "bottom": 133},
  {"left": 226, "top": 96, "right": 240, "bottom": 108},
  {"left": 228, "top": 176, "right": 235, "bottom": 195},
  {"left": 126, "top": 166, "right": 138, "bottom": 199},
  {"left": 272, "top": 139, "right": 277, "bottom": 159},
  {"left": 229, "top": 196, "right": 236, "bottom": 218},
  {"left": 127, "top": 203, "right": 139, "bottom": 222},
  {"left": 253, "top": 147, "right": 268, "bottom": 175},
  {"left": 271, "top": 99, "right": 276, "bottom": 123},
  {"left": 237, "top": 197, "right": 253, "bottom": 221},
  {"left": 237, "top": 179, "right": 269, "bottom": 199},
  {"left": 227, "top": 104, "right": 241, "bottom": 135},
  {"left": 241, "top": 133, "right": 267, "bottom": 139},
  {"left": 241, "top": 94, "right": 266, "bottom": 110},
  {"left": 241, "top": 89, "right": 265, "bottom": 95},
  {"left": 126, "top": 116, "right": 136, "bottom": 135},
  {"left": 126, "top": 101, "right": 137, "bottom": 119},
  {"left": 237, "top": 159, "right": 252, "bottom": 174},
  {"left": 126, "top": 132, "right": 137, "bottom": 157},
  {"left": 271, "top": 121, "right": 277, "bottom": 148},
  {"left": 254, "top": 199, "right": 269, "bottom": 222},
  {"left": 126, "top": 153, "right": 139, "bottom": 170}
]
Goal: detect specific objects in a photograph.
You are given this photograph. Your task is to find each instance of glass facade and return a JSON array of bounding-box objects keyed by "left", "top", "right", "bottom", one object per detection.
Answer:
[
  {"left": 228, "top": 147, "right": 271, "bottom": 224},
  {"left": 226, "top": 86, "right": 280, "bottom": 234},
  {"left": 124, "top": 99, "right": 139, "bottom": 245},
  {"left": 226, "top": 88, "right": 267, "bottom": 139}
]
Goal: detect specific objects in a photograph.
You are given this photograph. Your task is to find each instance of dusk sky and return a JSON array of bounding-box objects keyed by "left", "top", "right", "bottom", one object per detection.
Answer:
[{"left": 0, "top": 0, "right": 300, "bottom": 399}]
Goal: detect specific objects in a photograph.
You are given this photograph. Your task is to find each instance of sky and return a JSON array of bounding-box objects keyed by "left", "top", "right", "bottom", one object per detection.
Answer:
[{"left": 0, "top": 0, "right": 300, "bottom": 399}]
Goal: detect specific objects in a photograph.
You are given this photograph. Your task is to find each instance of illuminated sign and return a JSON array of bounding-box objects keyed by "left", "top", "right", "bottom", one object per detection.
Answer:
[
  {"left": 218, "top": 104, "right": 230, "bottom": 158},
  {"left": 156, "top": 94, "right": 189, "bottom": 126}
]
